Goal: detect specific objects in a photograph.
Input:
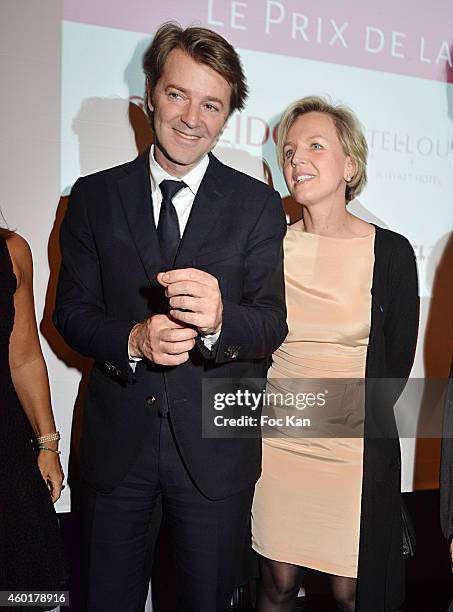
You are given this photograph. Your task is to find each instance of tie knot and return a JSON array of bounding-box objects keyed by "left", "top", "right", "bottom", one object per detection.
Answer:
[{"left": 159, "top": 180, "right": 186, "bottom": 202}]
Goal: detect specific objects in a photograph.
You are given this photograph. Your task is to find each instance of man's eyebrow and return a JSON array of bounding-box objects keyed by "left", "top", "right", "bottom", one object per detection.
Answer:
[{"left": 165, "top": 84, "right": 225, "bottom": 106}]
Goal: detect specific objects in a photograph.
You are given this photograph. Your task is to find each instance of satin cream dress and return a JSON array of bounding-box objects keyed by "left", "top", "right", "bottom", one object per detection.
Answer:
[{"left": 251, "top": 226, "right": 375, "bottom": 578}]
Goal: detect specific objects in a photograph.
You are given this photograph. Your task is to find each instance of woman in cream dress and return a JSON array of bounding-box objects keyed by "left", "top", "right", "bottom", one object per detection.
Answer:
[{"left": 251, "top": 97, "right": 419, "bottom": 611}]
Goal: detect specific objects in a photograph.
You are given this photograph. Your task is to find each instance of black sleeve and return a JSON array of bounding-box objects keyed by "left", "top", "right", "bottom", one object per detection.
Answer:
[
  {"left": 384, "top": 235, "right": 420, "bottom": 380},
  {"left": 53, "top": 178, "right": 136, "bottom": 383},
  {"left": 212, "top": 189, "right": 288, "bottom": 363}
]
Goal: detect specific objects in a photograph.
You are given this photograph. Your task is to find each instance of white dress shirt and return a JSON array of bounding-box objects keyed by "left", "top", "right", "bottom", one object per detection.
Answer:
[
  {"left": 129, "top": 146, "right": 220, "bottom": 366},
  {"left": 149, "top": 144, "right": 209, "bottom": 234}
]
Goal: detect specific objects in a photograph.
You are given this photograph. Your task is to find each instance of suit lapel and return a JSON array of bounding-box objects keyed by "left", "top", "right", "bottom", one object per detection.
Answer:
[
  {"left": 117, "top": 149, "right": 161, "bottom": 284},
  {"left": 174, "top": 155, "right": 230, "bottom": 268}
]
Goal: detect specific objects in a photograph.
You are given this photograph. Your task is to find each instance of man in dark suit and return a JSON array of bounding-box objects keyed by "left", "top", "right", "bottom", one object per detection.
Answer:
[{"left": 54, "top": 22, "right": 287, "bottom": 612}]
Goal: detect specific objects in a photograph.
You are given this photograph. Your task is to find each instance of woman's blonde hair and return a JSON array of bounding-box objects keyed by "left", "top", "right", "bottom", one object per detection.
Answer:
[{"left": 277, "top": 95, "right": 368, "bottom": 202}]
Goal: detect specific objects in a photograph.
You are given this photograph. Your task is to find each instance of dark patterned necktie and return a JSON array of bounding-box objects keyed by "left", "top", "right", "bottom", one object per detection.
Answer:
[{"left": 157, "top": 180, "right": 186, "bottom": 267}]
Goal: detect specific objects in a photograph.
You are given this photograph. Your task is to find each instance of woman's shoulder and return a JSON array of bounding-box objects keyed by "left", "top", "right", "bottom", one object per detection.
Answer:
[
  {"left": 374, "top": 226, "right": 418, "bottom": 289},
  {"left": 5, "top": 233, "right": 32, "bottom": 285},
  {"left": 374, "top": 225, "right": 415, "bottom": 256},
  {"left": 6, "top": 232, "right": 31, "bottom": 261}
]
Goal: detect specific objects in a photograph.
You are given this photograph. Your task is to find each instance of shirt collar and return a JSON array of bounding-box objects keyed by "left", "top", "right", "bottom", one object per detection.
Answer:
[{"left": 149, "top": 145, "right": 209, "bottom": 197}]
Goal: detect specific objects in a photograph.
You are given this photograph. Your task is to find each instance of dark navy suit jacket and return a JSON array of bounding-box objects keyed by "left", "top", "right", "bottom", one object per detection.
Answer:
[{"left": 54, "top": 149, "right": 287, "bottom": 499}]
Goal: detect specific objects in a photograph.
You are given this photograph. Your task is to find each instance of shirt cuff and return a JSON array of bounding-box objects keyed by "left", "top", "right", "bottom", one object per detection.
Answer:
[
  {"left": 200, "top": 329, "right": 221, "bottom": 351},
  {"left": 128, "top": 328, "right": 142, "bottom": 369}
]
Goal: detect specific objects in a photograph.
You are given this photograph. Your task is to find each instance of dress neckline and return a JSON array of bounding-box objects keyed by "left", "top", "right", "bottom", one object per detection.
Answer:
[{"left": 287, "top": 224, "right": 376, "bottom": 241}]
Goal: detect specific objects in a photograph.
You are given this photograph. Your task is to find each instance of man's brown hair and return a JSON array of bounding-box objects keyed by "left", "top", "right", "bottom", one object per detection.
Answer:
[{"left": 143, "top": 22, "right": 248, "bottom": 125}]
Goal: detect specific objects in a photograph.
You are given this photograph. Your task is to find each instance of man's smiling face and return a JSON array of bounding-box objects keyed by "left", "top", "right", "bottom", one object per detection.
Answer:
[{"left": 148, "top": 48, "right": 232, "bottom": 178}]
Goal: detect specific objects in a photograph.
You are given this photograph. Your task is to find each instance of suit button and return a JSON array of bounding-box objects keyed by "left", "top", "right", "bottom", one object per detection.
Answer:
[{"left": 146, "top": 396, "right": 156, "bottom": 406}]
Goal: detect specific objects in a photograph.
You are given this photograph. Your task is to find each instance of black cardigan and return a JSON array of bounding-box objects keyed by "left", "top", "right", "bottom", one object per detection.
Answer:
[{"left": 356, "top": 225, "right": 419, "bottom": 610}]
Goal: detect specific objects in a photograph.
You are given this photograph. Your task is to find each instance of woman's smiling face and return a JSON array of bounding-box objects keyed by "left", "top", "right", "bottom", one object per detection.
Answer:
[{"left": 282, "top": 111, "right": 354, "bottom": 207}]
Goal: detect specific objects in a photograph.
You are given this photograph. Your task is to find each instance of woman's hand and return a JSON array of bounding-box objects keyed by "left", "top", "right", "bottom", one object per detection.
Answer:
[{"left": 37, "top": 450, "right": 65, "bottom": 503}]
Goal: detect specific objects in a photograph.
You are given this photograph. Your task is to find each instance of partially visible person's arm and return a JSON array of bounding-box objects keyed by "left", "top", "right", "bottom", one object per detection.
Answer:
[
  {"left": 53, "top": 179, "right": 138, "bottom": 381},
  {"left": 440, "top": 365, "right": 453, "bottom": 569},
  {"left": 449, "top": 540, "right": 453, "bottom": 573},
  {"left": 384, "top": 235, "right": 420, "bottom": 380},
  {"left": 8, "top": 234, "right": 64, "bottom": 503}
]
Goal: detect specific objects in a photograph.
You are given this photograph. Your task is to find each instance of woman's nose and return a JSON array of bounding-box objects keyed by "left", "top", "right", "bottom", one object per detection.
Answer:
[{"left": 291, "top": 153, "right": 306, "bottom": 167}]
